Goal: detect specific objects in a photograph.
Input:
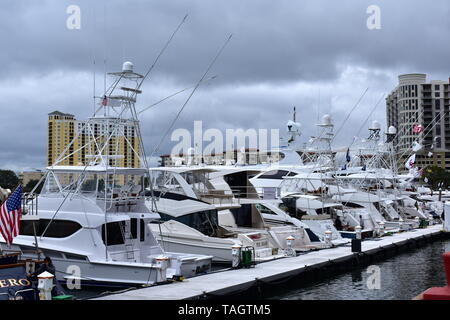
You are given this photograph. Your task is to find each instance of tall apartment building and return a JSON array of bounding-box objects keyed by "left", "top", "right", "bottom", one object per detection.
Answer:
[
  {"left": 47, "top": 111, "right": 140, "bottom": 168},
  {"left": 386, "top": 74, "right": 450, "bottom": 171},
  {"left": 48, "top": 111, "right": 76, "bottom": 166}
]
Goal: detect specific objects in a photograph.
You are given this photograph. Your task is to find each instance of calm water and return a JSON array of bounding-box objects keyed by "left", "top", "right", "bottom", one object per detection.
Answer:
[
  {"left": 270, "top": 238, "right": 450, "bottom": 300},
  {"left": 67, "top": 238, "right": 450, "bottom": 300}
]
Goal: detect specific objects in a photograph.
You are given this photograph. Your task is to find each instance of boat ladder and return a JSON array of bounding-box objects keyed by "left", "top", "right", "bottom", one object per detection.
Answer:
[{"left": 120, "top": 222, "right": 135, "bottom": 261}]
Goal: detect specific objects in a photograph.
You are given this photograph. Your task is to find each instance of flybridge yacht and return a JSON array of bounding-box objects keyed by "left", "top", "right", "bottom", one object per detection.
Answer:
[
  {"left": 147, "top": 168, "right": 286, "bottom": 263},
  {"left": 275, "top": 171, "right": 373, "bottom": 240},
  {"left": 330, "top": 122, "right": 429, "bottom": 230},
  {"left": 249, "top": 114, "right": 351, "bottom": 243},
  {"left": 207, "top": 167, "right": 326, "bottom": 251},
  {"left": 1, "top": 62, "right": 212, "bottom": 287}
]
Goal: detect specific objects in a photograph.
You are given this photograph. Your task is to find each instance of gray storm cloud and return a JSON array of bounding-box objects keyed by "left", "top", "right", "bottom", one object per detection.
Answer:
[{"left": 0, "top": 0, "right": 449, "bottom": 170}]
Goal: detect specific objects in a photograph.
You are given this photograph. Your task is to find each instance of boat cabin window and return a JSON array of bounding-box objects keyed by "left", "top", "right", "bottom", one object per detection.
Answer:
[
  {"left": 130, "top": 218, "right": 138, "bottom": 239},
  {"left": 101, "top": 222, "right": 125, "bottom": 246},
  {"left": 230, "top": 204, "right": 265, "bottom": 229},
  {"left": 140, "top": 219, "right": 145, "bottom": 242},
  {"left": 159, "top": 210, "right": 219, "bottom": 237},
  {"left": 258, "top": 170, "right": 296, "bottom": 180},
  {"left": 255, "top": 203, "right": 276, "bottom": 215},
  {"left": 20, "top": 219, "right": 82, "bottom": 238},
  {"left": 342, "top": 202, "right": 365, "bottom": 209},
  {"left": 316, "top": 206, "right": 340, "bottom": 215}
]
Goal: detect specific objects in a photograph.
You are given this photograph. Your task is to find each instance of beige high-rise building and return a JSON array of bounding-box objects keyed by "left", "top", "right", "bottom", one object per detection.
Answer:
[
  {"left": 386, "top": 74, "right": 450, "bottom": 171},
  {"left": 47, "top": 111, "right": 140, "bottom": 168},
  {"left": 47, "top": 111, "right": 76, "bottom": 166}
]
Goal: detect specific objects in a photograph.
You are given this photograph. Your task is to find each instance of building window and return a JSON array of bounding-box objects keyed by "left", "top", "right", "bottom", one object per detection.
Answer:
[{"left": 435, "top": 100, "right": 441, "bottom": 109}]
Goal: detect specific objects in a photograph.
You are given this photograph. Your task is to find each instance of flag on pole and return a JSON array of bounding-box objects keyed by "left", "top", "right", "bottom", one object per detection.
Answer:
[
  {"left": 412, "top": 124, "right": 424, "bottom": 134},
  {"left": 405, "top": 154, "right": 416, "bottom": 170},
  {"left": 0, "top": 185, "right": 22, "bottom": 245},
  {"left": 101, "top": 95, "right": 108, "bottom": 106},
  {"left": 346, "top": 148, "right": 351, "bottom": 163},
  {"left": 100, "top": 95, "right": 121, "bottom": 107}
]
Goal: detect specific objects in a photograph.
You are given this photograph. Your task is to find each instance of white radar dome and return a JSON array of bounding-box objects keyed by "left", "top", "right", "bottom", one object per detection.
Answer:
[
  {"left": 388, "top": 126, "right": 397, "bottom": 135},
  {"left": 322, "top": 114, "right": 332, "bottom": 126},
  {"left": 370, "top": 120, "right": 381, "bottom": 130},
  {"left": 122, "top": 61, "right": 134, "bottom": 73}
]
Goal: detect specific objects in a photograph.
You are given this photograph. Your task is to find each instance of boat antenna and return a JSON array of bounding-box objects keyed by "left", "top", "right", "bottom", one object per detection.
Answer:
[
  {"left": 133, "top": 14, "right": 189, "bottom": 99},
  {"left": 332, "top": 87, "right": 369, "bottom": 143},
  {"left": 149, "top": 33, "right": 233, "bottom": 158},
  {"left": 137, "top": 75, "right": 217, "bottom": 115},
  {"left": 354, "top": 93, "right": 385, "bottom": 141},
  {"left": 93, "top": 59, "right": 96, "bottom": 114}
]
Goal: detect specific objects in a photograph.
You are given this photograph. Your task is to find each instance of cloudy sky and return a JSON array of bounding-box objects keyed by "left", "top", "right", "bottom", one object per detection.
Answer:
[{"left": 1, "top": 0, "right": 449, "bottom": 171}]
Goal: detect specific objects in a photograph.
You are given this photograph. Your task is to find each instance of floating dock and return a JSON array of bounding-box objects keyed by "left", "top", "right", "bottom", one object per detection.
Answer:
[{"left": 94, "top": 224, "right": 446, "bottom": 300}]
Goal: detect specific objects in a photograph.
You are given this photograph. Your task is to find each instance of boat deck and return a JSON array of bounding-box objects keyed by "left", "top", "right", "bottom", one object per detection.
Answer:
[{"left": 93, "top": 224, "right": 445, "bottom": 300}]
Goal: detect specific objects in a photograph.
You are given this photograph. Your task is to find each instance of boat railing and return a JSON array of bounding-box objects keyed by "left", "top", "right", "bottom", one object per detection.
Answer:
[
  {"left": 230, "top": 187, "right": 266, "bottom": 200},
  {"left": 97, "top": 193, "right": 146, "bottom": 212},
  {"left": 21, "top": 193, "right": 39, "bottom": 221},
  {"left": 198, "top": 189, "right": 241, "bottom": 207},
  {"left": 0, "top": 292, "right": 9, "bottom": 300},
  {"left": 14, "top": 288, "right": 38, "bottom": 300}
]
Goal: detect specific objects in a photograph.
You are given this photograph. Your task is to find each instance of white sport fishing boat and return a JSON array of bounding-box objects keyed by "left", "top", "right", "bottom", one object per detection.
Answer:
[
  {"left": 249, "top": 113, "right": 351, "bottom": 242},
  {"left": 147, "top": 169, "right": 286, "bottom": 263},
  {"left": 206, "top": 166, "right": 324, "bottom": 251},
  {"left": 0, "top": 62, "right": 212, "bottom": 287}
]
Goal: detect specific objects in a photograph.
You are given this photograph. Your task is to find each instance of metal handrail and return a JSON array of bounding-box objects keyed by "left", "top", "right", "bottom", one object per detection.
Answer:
[
  {"left": 0, "top": 292, "right": 9, "bottom": 300},
  {"left": 14, "top": 288, "right": 38, "bottom": 300}
]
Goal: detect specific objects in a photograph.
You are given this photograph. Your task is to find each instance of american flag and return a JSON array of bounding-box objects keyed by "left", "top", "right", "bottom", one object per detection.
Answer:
[
  {"left": 101, "top": 95, "right": 108, "bottom": 106},
  {"left": 0, "top": 185, "right": 22, "bottom": 245},
  {"left": 412, "top": 124, "right": 424, "bottom": 134}
]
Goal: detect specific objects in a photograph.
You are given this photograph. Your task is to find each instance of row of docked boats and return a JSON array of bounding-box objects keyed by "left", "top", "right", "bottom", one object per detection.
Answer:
[{"left": 0, "top": 62, "right": 444, "bottom": 295}]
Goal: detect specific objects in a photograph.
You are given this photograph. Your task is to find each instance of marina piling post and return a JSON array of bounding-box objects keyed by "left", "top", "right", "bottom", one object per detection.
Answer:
[
  {"left": 324, "top": 230, "right": 332, "bottom": 247},
  {"left": 399, "top": 219, "right": 404, "bottom": 232},
  {"left": 355, "top": 225, "right": 362, "bottom": 240},
  {"left": 231, "top": 244, "right": 242, "bottom": 268},
  {"left": 37, "top": 271, "right": 55, "bottom": 301},
  {"left": 379, "top": 221, "right": 385, "bottom": 236},
  {"left": 155, "top": 255, "right": 169, "bottom": 282},
  {"left": 414, "top": 216, "right": 420, "bottom": 228},
  {"left": 428, "top": 214, "right": 434, "bottom": 226},
  {"left": 375, "top": 220, "right": 381, "bottom": 237},
  {"left": 286, "top": 236, "right": 296, "bottom": 257},
  {"left": 444, "top": 202, "right": 450, "bottom": 232},
  {"left": 352, "top": 226, "right": 362, "bottom": 253}
]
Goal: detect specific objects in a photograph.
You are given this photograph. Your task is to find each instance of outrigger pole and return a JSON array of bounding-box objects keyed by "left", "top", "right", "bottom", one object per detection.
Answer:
[{"left": 149, "top": 33, "right": 234, "bottom": 158}]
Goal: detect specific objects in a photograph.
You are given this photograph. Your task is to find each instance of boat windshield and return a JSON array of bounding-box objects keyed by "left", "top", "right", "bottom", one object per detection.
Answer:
[
  {"left": 159, "top": 209, "right": 219, "bottom": 237},
  {"left": 41, "top": 170, "right": 144, "bottom": 199},
  {"left": 151, "top": 170, "right": 187, "bottom": 196}
]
